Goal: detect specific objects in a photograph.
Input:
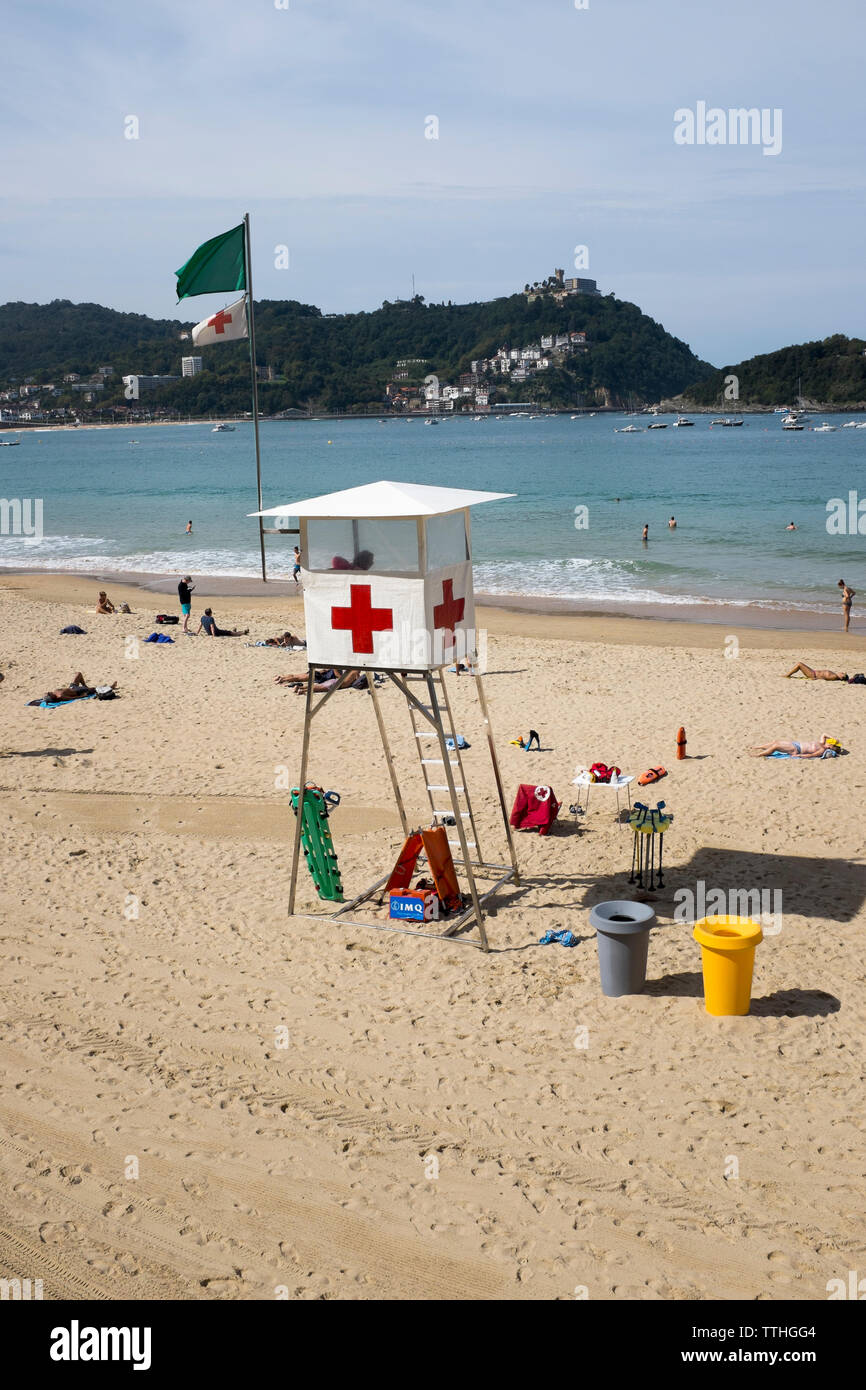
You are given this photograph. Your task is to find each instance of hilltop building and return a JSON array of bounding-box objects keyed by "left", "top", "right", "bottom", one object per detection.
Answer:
[{"left": 524, "top": 268, "right": 601, "bottom": 302}]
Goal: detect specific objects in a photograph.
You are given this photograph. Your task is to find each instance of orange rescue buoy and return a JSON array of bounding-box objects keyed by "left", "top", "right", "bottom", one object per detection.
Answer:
[{"left": 676, "top": 726, "right": 687, "bottom": 760}]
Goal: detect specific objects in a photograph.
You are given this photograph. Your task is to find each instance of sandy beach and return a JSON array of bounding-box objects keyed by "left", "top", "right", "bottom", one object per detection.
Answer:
[{"left": 2, "top": 570, "right": 865, "bottom": 1301}]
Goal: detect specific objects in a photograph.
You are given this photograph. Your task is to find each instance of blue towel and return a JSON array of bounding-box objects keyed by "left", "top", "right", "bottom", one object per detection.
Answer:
[
  {"left": 769, "top": 748, "right": 839, "bottom": 758},
  {"left": 144, "top": 632, "right": 174, "bottom": 643},
  {"left": 445, "top": 735, "right": 469, "bottom": 750},
  {"left": 35, "top": 692, "right": 98, "bottom": 710}
]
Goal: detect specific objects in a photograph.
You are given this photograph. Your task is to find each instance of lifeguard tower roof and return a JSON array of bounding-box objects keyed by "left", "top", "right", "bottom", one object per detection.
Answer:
[{"left": 251, "top": 479, "right": 513, "bottom": 519}]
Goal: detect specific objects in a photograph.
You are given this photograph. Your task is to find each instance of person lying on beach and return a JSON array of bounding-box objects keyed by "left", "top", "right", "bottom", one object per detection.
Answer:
[
  {"left": 275, "top": 668, "right": 362, "bottom": 693},
  {"left": 749, "top": 735, "right": 839, "bottom": 758},
  {"left": 785, "top": 662, "right": 850, "bottom": 681},
  {"left": 197, "top": 608, "right": 249, "bottom": 637},
  {"left": 263, "top": 631, "right": 305, "bottom": 647},
  {"left": 96, "top": 591, "right": 116, "bottom": 614},
  {"left": 28, "top": 673, "right": 118, "bottom": 705}
]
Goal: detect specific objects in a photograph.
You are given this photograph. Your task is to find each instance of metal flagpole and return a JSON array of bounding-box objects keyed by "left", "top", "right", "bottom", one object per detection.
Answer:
[{"left": 244, "top": 212, "right": 267, "bottom": 582}]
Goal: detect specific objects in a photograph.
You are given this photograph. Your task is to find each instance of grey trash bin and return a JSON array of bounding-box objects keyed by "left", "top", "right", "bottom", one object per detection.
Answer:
[{"left": 589, "top": 900, "right": 656, "bottom": 997}]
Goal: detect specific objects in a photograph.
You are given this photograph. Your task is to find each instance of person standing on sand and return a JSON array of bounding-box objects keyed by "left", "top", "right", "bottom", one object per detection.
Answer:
[
  {"left": 839, "top": 579, "right": 855, "bottom": 632},
  {"left": 178, "top": 574, "right": 194, "bottom": 633},
  {"left": 292, "top": 545, "right": 302, "bottom": 586}
]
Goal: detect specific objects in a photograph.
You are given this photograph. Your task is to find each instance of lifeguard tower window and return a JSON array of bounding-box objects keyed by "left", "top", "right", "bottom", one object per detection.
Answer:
[
  {"left": 426, "top": 511, "right": 468, "bottom": 567},
  {"left": 306, "top": 518, "right": 420, "bottom": 573}
]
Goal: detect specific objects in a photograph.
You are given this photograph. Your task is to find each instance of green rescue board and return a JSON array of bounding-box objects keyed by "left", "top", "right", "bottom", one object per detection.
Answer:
[{"left": 291, "top": 785, "right": 344, "bottom": 902}]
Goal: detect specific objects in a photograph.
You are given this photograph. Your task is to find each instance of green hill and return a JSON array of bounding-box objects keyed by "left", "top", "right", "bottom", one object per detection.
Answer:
[
  {"left": 0, "top": 292, "right": 714, "bottom": 414},
  {"left": 682, "top": 334, "right": 866, "bottom": 408}
]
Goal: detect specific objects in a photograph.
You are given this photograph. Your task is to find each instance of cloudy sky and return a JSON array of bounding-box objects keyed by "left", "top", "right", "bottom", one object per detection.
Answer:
[{"left": 2, "top": 0, "right": 864, "bottom": 364}]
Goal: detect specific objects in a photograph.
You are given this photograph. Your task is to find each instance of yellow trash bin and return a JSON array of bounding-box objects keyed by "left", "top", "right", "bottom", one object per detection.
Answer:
[{"left": 693, "top": 916, "right": 763, "bottom": 1016}]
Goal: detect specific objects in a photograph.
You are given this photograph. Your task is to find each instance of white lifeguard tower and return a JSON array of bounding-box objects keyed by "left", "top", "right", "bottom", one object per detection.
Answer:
[{"left": 253, "top": 480, "right": 520, "bottom": 950}]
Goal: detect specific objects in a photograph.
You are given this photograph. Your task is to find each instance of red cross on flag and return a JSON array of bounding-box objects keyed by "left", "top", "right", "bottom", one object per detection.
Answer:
[{"left": 191, "top": 295, "right": 248, "bottom": 347}]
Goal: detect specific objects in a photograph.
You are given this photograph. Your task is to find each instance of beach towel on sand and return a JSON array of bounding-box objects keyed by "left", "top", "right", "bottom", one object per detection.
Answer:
[
  {"left": 33, "top": 692, "right": 98, "bottom": 710},
  {"left": 769, "top": 748, "right": 840, "bottom": 759},
  {"left": 144, "top": 632, "right": 174, "bottom": 644}
]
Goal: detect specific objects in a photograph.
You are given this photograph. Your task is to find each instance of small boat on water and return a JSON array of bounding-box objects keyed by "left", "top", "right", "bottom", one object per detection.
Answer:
[
  {"left": 711, "top": 418, "right": 744, "bottom": 427},
  {"left": 615, "top": 424, "right": 641, "bottom": 433},
  {"left": 672, "top": 416, "right": 694, "bottom": 427},
  {"left": 212, "top": 422, "right": 236, "bottom": 432},
  {"left": 647, "top": 421, "right": 668, "bottom": 429},
  {"left": 842, "top": 421, "right": 859, "bottom": 428},
  {"left": 813, "top": 422, "right": 836, "bottom": 432},
  {"left": 0, "top": 439, "right": 21, "bottom": 446}
]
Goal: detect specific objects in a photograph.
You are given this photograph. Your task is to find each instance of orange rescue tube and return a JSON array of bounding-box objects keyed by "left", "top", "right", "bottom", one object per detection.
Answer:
[
  {"left": 676, "top": 726, "right": 687, "bottom": 760},
  {"left": 420, "top": 826, "right": 462, "bottom": 913}
]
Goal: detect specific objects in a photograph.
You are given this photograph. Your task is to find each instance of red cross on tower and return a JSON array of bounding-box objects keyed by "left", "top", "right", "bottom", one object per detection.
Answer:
[
  {"left": 331, "top": 583, "right": 394, "bottom": 654},
  {"left": 433, "top": 578, "right": 465, "bottom": 651},
  {"left": 208, "top": 309, "right": 232, "bottom": 334}
]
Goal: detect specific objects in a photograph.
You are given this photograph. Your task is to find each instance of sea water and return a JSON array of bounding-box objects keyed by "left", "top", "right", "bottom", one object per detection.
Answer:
[{"left": 2, "top": 414, "right": 864, "bottom": 618}]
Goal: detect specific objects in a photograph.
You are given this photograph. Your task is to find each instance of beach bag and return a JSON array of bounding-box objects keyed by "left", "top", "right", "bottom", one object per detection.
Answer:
[
  {"left": 95, "top": 686, "right": 117, "bottom": 700},
  {"left": 589, "top": 761, "right": 620, "bottom": 785},
  {"left": 60, "top": 625, "right": 86, "bottom": 635},
  {"left": 849, "top": 673, "right": 866, "bottom": 684},
  {"left": 155, "top": 613, "right": 179, "bottom": 624}
]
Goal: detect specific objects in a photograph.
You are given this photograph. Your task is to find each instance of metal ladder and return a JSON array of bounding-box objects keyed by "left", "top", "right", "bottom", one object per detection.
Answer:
[{"left": 404, "top": 670, "right": 483, "bottom": 866}]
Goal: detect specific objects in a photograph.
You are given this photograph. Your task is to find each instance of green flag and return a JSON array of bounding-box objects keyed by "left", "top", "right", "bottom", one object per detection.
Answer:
[{"left": 175, "top": 223, "right": 246, "bottom": 300}]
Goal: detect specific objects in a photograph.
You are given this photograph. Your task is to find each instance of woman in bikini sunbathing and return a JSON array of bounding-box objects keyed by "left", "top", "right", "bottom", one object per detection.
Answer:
[
  {"left": 785, "top": 662, "right": 849, "bottom": 681},
  {"left": 749, "top": 735, "right": 838, "bottom": 758}
]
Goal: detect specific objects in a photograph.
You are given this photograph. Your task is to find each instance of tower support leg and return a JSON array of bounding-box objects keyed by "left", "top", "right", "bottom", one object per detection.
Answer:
[{"left": 288, "top": 669, "right": 315, "bottom": 915}]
